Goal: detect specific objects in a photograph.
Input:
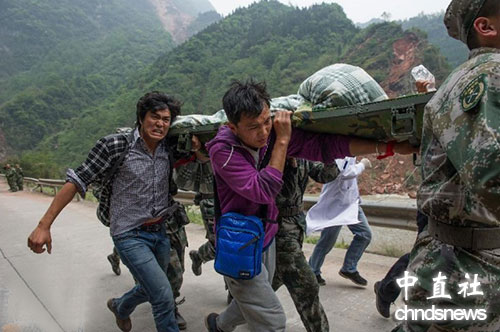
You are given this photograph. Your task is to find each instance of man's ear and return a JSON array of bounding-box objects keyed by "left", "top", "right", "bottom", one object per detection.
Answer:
[
  {"left": 473, "top": 17, "right": 498, "bottom": 39},
  {"left": 227, "top": 122, "right": 238, "bottom": 135}
]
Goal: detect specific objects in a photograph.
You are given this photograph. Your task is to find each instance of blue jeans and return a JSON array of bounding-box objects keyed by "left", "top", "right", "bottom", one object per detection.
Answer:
[
  {"left": 309, "top": 207, "right": 372, "bottom": 275},
  {"left": 112, "top": 226, "right": 179, "bottom": 332}
]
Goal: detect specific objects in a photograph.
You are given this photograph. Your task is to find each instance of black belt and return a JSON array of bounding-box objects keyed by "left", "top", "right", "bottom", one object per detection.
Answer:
[
  {"left": 139, "top": 221, "right": 164, "bottom": 232},
  {"left": 278, "top": 205, "right": 303, "bottom": 218},
  {"left": 428, "top": 219, "right": 500, "bottom": 250}
]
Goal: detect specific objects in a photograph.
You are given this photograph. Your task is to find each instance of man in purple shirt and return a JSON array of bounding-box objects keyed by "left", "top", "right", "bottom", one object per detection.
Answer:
[{"left": 204, "top": 80, "right": 416, "bottom": 332}]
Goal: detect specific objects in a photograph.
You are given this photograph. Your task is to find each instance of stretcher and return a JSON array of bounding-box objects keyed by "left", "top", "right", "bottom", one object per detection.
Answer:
[{"left": 168, "top": 92, "right": 435, "bottom": 153}]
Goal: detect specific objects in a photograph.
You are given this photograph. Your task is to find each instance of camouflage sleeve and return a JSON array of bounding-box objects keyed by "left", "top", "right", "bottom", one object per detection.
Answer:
[
  {"left": 440, "top": 68, "right": 500, "bottom": 220},
  {"left": 306, "top": 161, "right": 340, "bottom": 184}
]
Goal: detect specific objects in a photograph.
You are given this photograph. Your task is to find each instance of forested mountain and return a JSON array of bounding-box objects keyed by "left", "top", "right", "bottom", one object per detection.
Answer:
[
  {"left": 0, "top": 0, "right": 221, "bottom": 163},
  {"left": 357, "top": 13, "right": 469, "bottom": 68},
  {"left": 1, "top": 0, "right": 451, "bottom": 177},
  {"left": 401, "top": 13, "right": 468, "bottom": 67},
  {"left": 0, "top": 0, "right": 174, "bottom": 157}
]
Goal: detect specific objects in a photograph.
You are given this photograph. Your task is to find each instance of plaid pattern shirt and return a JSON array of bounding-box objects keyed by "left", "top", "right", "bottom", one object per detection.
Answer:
[
  {"left": 67, "top": 129, "right": 176, "bottom": 236},
  {"left": 173, "top": 159, "right": 213, "bottom": 195}
]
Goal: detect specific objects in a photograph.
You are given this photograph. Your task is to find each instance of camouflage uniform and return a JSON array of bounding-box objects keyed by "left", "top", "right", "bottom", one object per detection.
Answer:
[
  {"left": 393, "top": 2, "right": 500, "bottom": 330},
  {"left": 272, "top": 158, "right": 339, "bottom": 332},
  {"left": 174, "top": 159, "right": 216, "bottom": 265},
  {"left": 165, "top": 198, "right": 190, "bottom": 330},
  {"left": 14, "top": 165, "right": 23, "bottom": 191},
  {"left": 196, "top": 194, "right": 216, "bottom": 263},
  {"left": 5, "top": 166, "right": 18, "bottom": 192},
  {"left": 165, "top": 215, "right": 188, "bottom": 300},
  {"left": 164, "top": 175, "right": 190, "bottom": 300}
]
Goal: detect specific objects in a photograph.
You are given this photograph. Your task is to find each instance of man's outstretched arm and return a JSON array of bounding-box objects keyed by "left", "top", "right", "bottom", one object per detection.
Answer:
[{"left": 27, "top": 182, "right": 78, "bottom": 254}]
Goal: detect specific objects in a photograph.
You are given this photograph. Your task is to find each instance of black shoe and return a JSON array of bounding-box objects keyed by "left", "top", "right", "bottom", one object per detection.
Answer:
[
  {"left": 226, "top": 291, "right": 233, "bottom": 305},
  {"left": 107, "top": 254, "right": 121, "bottom": 276},
  {"left": 189, "top": 250, "right": 203, "bottom": 276},
  {"left": 107, "top": 298, "right": 132, "bottom": 332},
  {"left": 176, "top": 307, "right": 187, "bottom": 330},
  {"left": 374, "top": 281, "right": 391, "bottom": 318},
  {"left": 316, "top": 274, "right": 326, "bottom": 286},
  {"left": 205, "top": 313, "right": 222, "bottom": 332},
  {"left": 338, "top": 270, "right": 368, "bottom": 286}
]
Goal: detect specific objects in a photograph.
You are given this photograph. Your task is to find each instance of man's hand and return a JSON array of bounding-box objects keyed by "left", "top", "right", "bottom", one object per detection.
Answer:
[
  {"left": 191, "top": 135, "right": 202, "bottom": 152},
  {"left": 273, "top": 110, "right": 292, "bottom": 145},
  {"left": 360, "top": 158, "right": 372, "bottom": 169},
  {"left": 416, "top": 80, "right": 431, "bottom": 93},
  {"left": 28, "top": 225, "right": 52, "bottom": 254}
]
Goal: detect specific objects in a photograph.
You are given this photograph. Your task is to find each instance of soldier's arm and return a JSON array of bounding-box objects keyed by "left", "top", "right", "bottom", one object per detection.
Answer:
[
  {"left": 441, "top": 70, "right": 500, "bottom": 220},
  {"left": 307, "top": 161, "right": 340, "bottom": 184}
]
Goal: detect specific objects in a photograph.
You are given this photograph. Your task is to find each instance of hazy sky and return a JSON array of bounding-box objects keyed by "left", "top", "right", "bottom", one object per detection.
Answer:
[{"left": 209, "top": 0, "right": 451, "bottom": 23}]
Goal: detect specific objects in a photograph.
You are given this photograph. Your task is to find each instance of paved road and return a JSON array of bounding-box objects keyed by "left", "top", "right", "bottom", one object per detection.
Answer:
[{"left": 0, "top": 181, "right": 405, "bottom": 332}]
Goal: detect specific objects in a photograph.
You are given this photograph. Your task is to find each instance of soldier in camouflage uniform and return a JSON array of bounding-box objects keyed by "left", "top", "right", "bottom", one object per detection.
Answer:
[
  {"left": 272, "top": 158, "right": 339, "bottom": 332},
  {"left": 14, "top": 164, "right": 23, "bottom": 191},
  {"left": 164, "top": 198, "right": 189, "bottom": 331},
  {"left": 189, "top": 193, "right": 216, "bottom": 275},
  {"left": 4, "top": 164, "right": 18, "bottom": 192},
  {"left": 172, "top": 150, "right": 216, "bottom": 276},
  {"left": 392, "top": 1, "right": 500, "bottom": 331}
]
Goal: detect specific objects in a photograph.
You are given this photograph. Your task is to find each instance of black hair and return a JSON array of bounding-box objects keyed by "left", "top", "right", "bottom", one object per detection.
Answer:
[
  {"left": 467, "top": 0, "right": 500, "bottom": 49},
  {"left": 136, "top": 91, "right": 182, "bottom": 128},
  {"left": 222, "top": 79, "right": 271, "bottom": 125}
]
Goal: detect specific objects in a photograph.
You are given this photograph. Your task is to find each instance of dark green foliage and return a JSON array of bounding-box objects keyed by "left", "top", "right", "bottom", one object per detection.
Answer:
[{"left": 0, "top": 0, "right": 175, "bottom": 152}]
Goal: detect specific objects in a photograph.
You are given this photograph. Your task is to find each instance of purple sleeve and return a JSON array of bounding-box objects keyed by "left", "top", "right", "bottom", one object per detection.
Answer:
[
  {"left": 287, "top": 128, "right": 352, "bottom": 163},
  {"left": 209, "top": 143, "right": 284, "bottom": 204}
]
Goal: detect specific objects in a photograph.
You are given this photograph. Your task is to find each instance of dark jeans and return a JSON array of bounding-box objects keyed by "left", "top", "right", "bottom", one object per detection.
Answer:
[
  {"left": 309, "top": 207, "right": 372, "bottom": 275},
  {"left": 112, "top": 225, "right": 179, "bottom": 332}
]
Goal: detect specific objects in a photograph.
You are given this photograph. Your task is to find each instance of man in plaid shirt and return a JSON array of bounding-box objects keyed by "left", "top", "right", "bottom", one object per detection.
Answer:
[{"left": 27, "top": 91, "right": 197, "bottom": 332}]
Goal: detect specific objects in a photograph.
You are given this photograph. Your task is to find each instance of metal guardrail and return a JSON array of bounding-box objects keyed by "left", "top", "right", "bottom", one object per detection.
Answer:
[
  {"left": 1, "top": 175, "right": 418, "bottom": 231},
  {"left": 141, "top": 191, "right": 418, "bottom": 231},
  {"left": 0, "top": 175, "right": 79, "bottom": 200}
]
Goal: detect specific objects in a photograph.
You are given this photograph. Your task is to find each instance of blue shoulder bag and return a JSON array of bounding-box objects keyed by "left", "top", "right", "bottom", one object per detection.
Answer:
[
  {"left": 213, "top": 137, "right": 276, "bottom": 280},
  {"left": 214, "top": 211, "right": 266, "bottom": 279}
]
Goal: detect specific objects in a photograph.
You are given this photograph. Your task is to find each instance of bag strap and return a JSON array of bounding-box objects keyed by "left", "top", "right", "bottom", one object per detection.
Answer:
[
  {"left": 214, "top": 136, "right": 277, "bottom": 224},
  {"left": 102, "top": 132, "right": 134, "bottom": 186}
]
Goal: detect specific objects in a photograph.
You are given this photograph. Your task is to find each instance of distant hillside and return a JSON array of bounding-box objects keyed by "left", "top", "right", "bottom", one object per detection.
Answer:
[
  {"left": 0, "top": 0, "right": 176, "bottom": 156},
  {"left": 31, "top": 0, "right": 450, "bottom": 171},
  {"left": 401, "top": 13, "right": 468, "bottom": 68},
  {"left": 357, "top": 13, "right": 468, "bottom": 68},
  {"left": 150, "top": 0, "right": 221, "bottom": 43}
]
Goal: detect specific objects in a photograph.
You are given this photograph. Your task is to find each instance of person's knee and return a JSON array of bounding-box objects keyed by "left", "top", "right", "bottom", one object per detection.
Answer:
[
  {"left": 150, "top": 285, "right": 175, "bottom": 309},
  {"left": 364, "top": 229, "right": 372, "bottom": 243},
  {"left": 356, "top": 229, "right": 372, "bottom": 244}
]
